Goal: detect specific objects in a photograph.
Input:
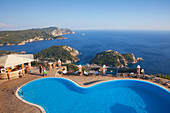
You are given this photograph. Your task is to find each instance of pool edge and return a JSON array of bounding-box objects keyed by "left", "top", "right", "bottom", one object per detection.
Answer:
[
  {"left": 15, "top": 77, "right": 170, "bottom": 113},
  {"left": 15, "top": 79, "right": 46, "bottom": 113}
]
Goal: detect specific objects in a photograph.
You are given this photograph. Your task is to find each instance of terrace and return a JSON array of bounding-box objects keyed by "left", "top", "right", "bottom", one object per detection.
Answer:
[{"left": 0, "top": 66, "right": 170, "bottom": 113}]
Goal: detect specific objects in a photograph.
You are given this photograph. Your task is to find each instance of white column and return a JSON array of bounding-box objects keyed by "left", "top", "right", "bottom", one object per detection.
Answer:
[
  {"left": 58, "top": 59, "right": 61, "bottom": 68},
  {"left": 103, "top": 65, "right": 106, "bottom": 75},
  {"left": 137, "top": 65, "right": 141, "bottom": 75},
  {"left": 78, "top": 65, "right": 82, "bottom": 73}
]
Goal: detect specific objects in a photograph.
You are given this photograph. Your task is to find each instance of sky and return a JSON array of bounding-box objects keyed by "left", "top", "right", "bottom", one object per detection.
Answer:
[{"left": 0, "top": 0, "right": 170, "bottom": 31}]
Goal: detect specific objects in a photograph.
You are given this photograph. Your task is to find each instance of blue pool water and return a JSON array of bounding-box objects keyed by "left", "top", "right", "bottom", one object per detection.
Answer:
[{"left": 19, "top": 78, "right": 170, "bottom": 113}]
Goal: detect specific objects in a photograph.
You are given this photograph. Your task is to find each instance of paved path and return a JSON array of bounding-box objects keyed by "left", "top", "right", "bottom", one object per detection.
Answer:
[{"left": 0, "top": 74, "right": 42, "bottom": 113}]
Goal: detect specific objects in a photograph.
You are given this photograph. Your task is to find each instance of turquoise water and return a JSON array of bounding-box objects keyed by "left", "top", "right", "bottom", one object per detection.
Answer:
[{"left": 19, "top": 78, "right": 170, "bottom": 113}]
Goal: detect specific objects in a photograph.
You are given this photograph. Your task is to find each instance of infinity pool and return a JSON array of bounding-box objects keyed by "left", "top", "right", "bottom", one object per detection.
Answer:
[{"left": 18, "top": 78, "right": 170, "bottom": 113}]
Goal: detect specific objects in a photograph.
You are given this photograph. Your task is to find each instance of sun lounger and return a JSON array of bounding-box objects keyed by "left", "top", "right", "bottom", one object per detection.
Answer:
[
  {"left": 84, "top": 71, "right": 89, "bottom": 76},
  {"left": 153, "top": 78, "right": 160, "bottom": 83},
  {"left": 89, "top": 70, "right": 94, "bottom": 75},
  {"left": 160, "top": 79, "right": 168, "bottom": 84},
  {"left": 166, "top": 81, "right": 170, "bottom": 87},
  {"left": 74, "top": 71, "right": 79, "bottom": 75},
  {"left": 63, "top": 70, "right": 68, "bottom": 75},
  {"left": 94, "top": 71, "right": 99, "bottom": 75}
]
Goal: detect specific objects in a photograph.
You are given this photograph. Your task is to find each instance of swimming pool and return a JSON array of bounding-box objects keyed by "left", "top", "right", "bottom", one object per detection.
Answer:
[{"left": 17, "top": 78, "right": 170, "bottom": 113}]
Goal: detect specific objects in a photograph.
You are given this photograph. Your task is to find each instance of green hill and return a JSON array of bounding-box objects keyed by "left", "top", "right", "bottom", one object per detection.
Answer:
[
  {"left": 34, "top": 45, "right": 79, "bottom": 62},
  {"left": 0, "top": 27, "right": 74, "bottom": 46},
  {"left": 0, "top": 50, "right": 26, "bottom": 56},
  {"left": 90, "top": 50, "right": 137, "bottom": 67}
]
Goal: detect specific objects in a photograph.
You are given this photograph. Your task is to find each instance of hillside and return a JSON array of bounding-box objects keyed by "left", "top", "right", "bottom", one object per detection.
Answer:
[
  {"left": 34, "top": 45, "right": 79, "bottom": 62},
  {"left": 0, "top": 27, "right": 74, "bottom": 46},
  {"left": 0, "top": 50, "right": 26, "bottom": 56},
  {"left": 90, "top": 50, "right": 139, "bottom": 67}
]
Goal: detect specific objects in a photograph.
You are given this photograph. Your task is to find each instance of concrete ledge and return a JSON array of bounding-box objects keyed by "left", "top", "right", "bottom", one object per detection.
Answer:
[{"left": 15, "top": 79, "right": 46, "bottom": 113}]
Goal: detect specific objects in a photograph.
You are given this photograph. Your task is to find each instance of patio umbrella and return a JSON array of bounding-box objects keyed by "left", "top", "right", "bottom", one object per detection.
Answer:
[{"left": 0, "top": 54, "right": 34, "bottom": 68}]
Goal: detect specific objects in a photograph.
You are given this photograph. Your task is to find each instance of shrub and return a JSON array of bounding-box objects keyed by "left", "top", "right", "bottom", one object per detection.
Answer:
[{"left": 168, "top": 76, "right": 170, "bottom": 80}]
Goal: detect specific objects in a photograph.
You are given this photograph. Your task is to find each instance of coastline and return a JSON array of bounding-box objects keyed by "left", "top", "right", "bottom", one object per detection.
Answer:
[
  {"left": 1, "top": 30, "right": 170, "bottom": 75},
  {"left": 0, "top": 37, "right": 68, "bottom": 47},
  {"left": 0, "top": 27, "right": 75, "bottom": 47}
]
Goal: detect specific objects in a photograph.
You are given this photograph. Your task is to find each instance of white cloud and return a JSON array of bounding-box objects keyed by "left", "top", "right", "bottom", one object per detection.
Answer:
[{"left": 0, "top": 23, "right": 15, "bottom": 30}]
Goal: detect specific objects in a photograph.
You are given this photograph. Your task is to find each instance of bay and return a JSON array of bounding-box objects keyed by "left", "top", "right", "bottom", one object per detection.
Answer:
[{"left": 0, "top": 30, "right": 170, "bottom": 75}]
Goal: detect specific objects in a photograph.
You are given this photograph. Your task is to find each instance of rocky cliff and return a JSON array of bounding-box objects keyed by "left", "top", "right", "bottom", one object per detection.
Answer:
[
  {"left": 90, "top": 50, "right": 140, "bottom": 68},
  {"left": 0, "top": 27, "right": 74, "bottom": 46},
  {"left": 34, "top": 45, "right": 79, "bottom": 63}
]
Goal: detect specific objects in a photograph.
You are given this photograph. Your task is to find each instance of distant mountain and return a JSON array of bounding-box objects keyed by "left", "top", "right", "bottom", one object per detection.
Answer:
[
  {"left": 34, "top": 45, "right": 79, "bottom": 63},
  {"left": 0, "top": 27, "right": 75, "bottom": 46},
  {"left": 90, "top": 50, "right": 140, "bottom": 68}
]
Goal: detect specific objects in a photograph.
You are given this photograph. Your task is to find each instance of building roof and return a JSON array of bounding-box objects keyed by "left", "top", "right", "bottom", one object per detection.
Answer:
[{"left": 0, "top": 54, "right": 34, "bottom": 68}]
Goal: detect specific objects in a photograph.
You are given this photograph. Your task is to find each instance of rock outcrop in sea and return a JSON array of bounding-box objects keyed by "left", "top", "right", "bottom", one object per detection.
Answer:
[{"left": 90, "top": 50, "right": 143, "bottom": 68}]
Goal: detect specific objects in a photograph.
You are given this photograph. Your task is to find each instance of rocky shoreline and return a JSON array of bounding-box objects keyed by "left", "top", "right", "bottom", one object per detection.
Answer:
[
  {"left": 90, "top": 50, "right": 144, "bottom": 68},
  {"left": 34, "top": 45, "right": 80, "bottom": 63},
  {"left": 0, "top": 27, "right": 75, "bottom": 46}
]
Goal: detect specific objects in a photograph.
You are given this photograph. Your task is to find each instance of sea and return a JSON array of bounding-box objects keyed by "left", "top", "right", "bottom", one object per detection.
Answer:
[{"left": 0, "top": 30, "right": 170, "bottom": 75}]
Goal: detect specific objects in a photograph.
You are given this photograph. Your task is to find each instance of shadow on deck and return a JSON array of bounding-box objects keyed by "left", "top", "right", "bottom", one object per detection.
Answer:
[{"left": 83, "top": 80, "right": 103, "bottom": 85}]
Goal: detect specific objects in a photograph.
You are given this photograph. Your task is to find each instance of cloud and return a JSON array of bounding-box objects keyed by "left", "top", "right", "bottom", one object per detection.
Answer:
[{"left": 0, "top": 23, "right": 15, "bottom": 30}]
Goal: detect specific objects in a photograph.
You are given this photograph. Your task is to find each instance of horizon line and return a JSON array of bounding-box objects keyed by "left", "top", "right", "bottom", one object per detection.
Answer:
[{"left": 0, "top": 27, "right": 170, "bottom": 32}]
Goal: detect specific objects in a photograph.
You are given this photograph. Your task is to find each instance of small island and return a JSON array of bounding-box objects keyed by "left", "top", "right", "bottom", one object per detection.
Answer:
[
  {"left": 34, "top": 45, "right": 80, "bottom": 63},
  {"left": 53, "top": 36, "right": 67, "bottom": 40},
  {"left": 90, "top": 50, "right": 143, "bottom": 68}
]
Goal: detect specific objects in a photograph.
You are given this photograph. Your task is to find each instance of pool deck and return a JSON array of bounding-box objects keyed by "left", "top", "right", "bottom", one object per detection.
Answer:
[{"left": 0, "top": 67, "right": 169, "bottom": 113}]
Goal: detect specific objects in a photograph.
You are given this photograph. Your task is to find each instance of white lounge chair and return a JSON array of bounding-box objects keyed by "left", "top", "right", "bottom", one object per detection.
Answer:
[
  {"left": 89, "top": 70, "right": 94, "bottom": 75},
  {"left": 84, "top": 71, "right": 89, "bottom": 75},
  {"left": 63, "top": 70, "right": 68, "bottom": 74}
]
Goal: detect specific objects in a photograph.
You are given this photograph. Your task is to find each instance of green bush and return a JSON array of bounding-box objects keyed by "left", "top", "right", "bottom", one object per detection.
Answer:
[
  {"left": 63, "top": 64, "right": 78, "bottom": 72},
  {"left": 168, "top": 76, "right": 170, "bottom": 80},
  {"left": 31, "top": 61, "right": 47, "bottom": 67}
]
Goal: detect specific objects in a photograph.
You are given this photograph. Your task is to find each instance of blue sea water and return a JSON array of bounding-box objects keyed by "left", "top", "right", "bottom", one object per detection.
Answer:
[
  {"left": 0, "top": 30, "right": 170, "bottom": 75},
  {"left": 19, "top": 78, "right": 170, "bottom": 113}
]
